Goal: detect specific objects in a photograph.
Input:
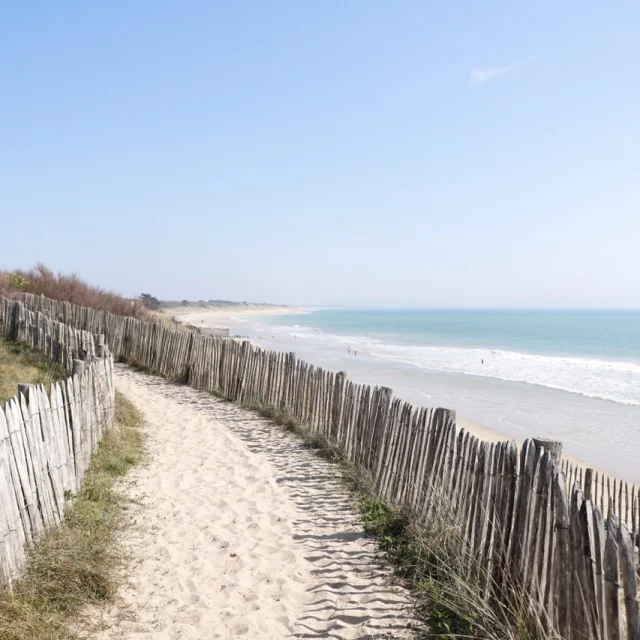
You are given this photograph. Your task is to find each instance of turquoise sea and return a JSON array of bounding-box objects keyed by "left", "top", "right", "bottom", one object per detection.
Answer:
[{"left": 230, "top": 308, "right": 640, "bottom": 481}]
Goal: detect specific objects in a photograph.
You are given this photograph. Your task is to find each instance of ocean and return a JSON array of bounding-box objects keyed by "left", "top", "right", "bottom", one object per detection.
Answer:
[{"left": 229, "top": 309, "right": 640, "bottom": 482}]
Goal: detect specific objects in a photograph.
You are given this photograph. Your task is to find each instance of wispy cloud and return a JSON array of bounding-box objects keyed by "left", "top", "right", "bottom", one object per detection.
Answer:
[{"left": 469, "top": 65, "right": 512, "bottom": 87}]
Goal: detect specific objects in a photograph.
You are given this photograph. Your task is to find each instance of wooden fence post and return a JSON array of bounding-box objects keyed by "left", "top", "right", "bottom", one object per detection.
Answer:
[
  {"left": 72, "top": 359, "right": 85, "bottom": 377},
  {"left": 584, "top": 468, "right": 594, "bottom": 502},
  {"left": 96, "top": 334, "right": 105, "bottom": 358},
  {"left": 533, "top": 438, "right": 562, "bottom": 466},
  {"left": 17, "top": 384, "right": 31, "bottom": 401}
]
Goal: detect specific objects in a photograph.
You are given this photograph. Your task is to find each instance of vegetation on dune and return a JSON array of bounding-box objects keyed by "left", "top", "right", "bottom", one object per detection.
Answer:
[
  {"left": 138, "top": 293, "right": 161, "bottom": 310},
  {"left": 141, "top": 308, "right": 198, "bottom": 334},
  {"left": 0, "top": 337, "right": 67, "bottom": 405},
  {"left": 0, "top": 264, "right": 148, "bottom": 320},
  {"left": 0, "top": 391, "right": 144, "bottom": 640}
]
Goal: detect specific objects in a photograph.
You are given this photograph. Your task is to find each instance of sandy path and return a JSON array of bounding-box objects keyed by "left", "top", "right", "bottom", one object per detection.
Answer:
[{"left": 98, "top": 365, "right": 419, "bottom": 640}]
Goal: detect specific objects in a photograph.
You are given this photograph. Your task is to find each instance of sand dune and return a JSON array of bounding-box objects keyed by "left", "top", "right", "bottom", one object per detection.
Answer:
[{"left": 93, "top": 365, "right": 418, "bottom": 639}]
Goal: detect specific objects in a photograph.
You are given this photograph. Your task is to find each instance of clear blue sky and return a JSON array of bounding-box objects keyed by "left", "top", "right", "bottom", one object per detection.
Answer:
[{"left": 2, "top": 2, "right": 639, "bottom": 307}]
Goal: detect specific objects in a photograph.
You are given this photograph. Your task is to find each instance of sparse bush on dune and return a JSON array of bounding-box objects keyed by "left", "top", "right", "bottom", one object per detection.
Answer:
[
  {"left": 139, "top": 292, "right": 161, "bottom": 310},
  {"left": 0, "top": 263, "right": 149, "bottom": 320}
]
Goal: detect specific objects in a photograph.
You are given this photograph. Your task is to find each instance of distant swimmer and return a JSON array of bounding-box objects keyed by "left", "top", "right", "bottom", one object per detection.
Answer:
[
  {"left": 481, "top": 358, "right": 484, "bottom": 364},
  {"left": 354, "top": 350, "right": 357, "bottom": 356},
  {"left": 348, "top": 347, "right": 351, "bottom": 354}
]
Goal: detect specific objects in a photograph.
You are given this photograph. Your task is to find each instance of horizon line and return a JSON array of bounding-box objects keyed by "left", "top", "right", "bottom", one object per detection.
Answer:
[{"left": 283, "top": 305, "right": 640, "bottom": 311}]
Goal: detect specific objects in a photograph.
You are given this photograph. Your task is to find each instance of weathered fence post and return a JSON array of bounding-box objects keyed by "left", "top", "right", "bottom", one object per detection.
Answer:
[
  {"left": 17, "top": 383, "right": 31, "bottom": 401},
  {"left": 72, "top": 359, "right": 85, "bottom": 377},
  {"left": 584, "top": 468, "right": 594, "bottom": 501},
  {"left": 10, "top": 300, "right": 20, "bottom": 341},
  {"left": 533, "top": 438, "right": 562, "bottom": 466},
  {"left": 96, "top": 334, "right": 105, "bottom": 358}
]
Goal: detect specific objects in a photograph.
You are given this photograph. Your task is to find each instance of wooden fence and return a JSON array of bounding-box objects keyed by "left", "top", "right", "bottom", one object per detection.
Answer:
[
  {"left": 0, "top": 297, "right": 115, "bottom": 589},
  {"left": 13, "top": 293, "right": 640, "bottom": 639},
  {"left": 1, "top": 296, "right": 109, "bottom": 366},
  {"left": 561, "top": 460, "right": 639, "bottom": 541}
]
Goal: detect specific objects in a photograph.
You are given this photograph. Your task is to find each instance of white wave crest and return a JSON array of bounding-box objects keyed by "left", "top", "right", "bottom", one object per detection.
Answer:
[{"left": 369, "top": 344, "right": 640, "bottom": 406}]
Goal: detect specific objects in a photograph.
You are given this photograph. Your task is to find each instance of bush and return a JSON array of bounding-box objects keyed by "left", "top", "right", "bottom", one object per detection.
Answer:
[
  {"left": 0, "top": 264, "right": 149, "bottom": 319},
  {"left": 139, "top": 293, "right": 161, "bottom": 310}
]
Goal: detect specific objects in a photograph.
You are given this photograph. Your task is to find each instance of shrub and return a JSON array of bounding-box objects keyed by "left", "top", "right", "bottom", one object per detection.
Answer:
[
  {"left": 0, "top": 264, "right": 148, "bottom": 319},
  {"left": 139, "top": 293, "right": 161, "bottom": 310}
]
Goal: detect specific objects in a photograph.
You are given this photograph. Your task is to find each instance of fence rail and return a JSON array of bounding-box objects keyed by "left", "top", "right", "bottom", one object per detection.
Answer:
[
  {"left": 0, "top": 296, "right": 115, "bottom": 589},
  {"left": 13, "top": 292, "right": 640, "bottom": 639}
]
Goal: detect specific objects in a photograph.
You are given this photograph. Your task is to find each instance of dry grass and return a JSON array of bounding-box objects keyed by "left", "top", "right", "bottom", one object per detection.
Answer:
[
  {"left": 0, "top": 391, "right": 144, "bottom": 640},
  {"left": 0, "top": 264, "right": 148, "bottom": 320},
  {"left": 0, "top": 338, "right": 67, "bottom": 405},
  {"left": 353, "top": 489, "right": 561, "bottom": 640}
]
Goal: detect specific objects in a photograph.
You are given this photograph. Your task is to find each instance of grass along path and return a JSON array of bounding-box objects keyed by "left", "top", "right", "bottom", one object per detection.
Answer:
[{"left": 0, "top": 391, "right": 144, "bottom": 640}]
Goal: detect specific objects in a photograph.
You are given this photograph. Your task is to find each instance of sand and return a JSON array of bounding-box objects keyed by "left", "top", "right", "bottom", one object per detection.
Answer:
[
  {"left": 456, "top": 417, "right": 611, "bottom": 478},
  {"left": 164, "top": 305, "right": 306, "bottom": 330},
  {"left": 94, "top": 365, "right": 418, "bottom": 639}
]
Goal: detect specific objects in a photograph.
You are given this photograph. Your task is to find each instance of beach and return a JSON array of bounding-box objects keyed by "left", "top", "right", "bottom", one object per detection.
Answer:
[
  {"left": 163, "top": 306, "right": 540, "bottom": 448},
  {"left": 165, "top": 306, "right": 640, "bottom": 484},
  {"left": 167, "top": 304, "right": 301, "bottom": 324}
]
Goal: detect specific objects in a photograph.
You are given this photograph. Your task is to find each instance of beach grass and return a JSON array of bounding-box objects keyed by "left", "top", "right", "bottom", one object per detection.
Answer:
[{"left": 0, "top": 391, "right": 144, "bottom": 640}]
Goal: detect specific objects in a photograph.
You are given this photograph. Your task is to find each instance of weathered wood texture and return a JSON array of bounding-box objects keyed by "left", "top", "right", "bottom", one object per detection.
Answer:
[
  {"left": 560, "top": 458, "right": 639, "bottom": 542},
  {"left": 0, "top": 296, "right": 116, "bottom": 590},
  {"left": 12, "top": 292, "right": 640, "bottom": 640}
]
